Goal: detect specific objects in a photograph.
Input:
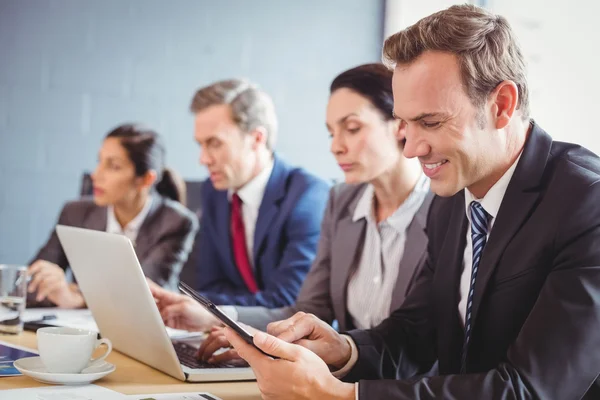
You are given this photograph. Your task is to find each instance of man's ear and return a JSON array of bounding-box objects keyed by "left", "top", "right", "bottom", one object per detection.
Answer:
[
  {"left": 249, "top": 126, "right": 268, "bottom": 150},
  {"left": 490, "top": 80, "right": 519, "bottom": 130}
]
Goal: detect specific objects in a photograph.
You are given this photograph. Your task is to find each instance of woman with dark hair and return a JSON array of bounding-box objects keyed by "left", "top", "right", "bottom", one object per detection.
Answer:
[
  {"left": 150, "top": 63, "right": 433, "bottom": 362},
  {"left": 27, "top": 123, "right": 198, "bottom": 308}
]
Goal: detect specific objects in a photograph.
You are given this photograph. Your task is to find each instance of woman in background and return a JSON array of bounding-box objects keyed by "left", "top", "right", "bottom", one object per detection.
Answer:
[
  {"left": 28, "top": 123, "right": 198, "bottom": 308},
  {"left": 150, "top": 63, "right": 433, "bottom": 363}
]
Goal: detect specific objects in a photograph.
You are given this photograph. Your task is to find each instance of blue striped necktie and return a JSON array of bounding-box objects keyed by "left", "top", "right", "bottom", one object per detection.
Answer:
[{"left": 461, "top": 201, "right": 491, "bottom": 373}]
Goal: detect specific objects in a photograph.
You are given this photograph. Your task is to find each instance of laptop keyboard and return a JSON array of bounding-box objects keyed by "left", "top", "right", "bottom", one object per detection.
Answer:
[{"left": 174, "top": 342, "right": 242, "bottom": 369}]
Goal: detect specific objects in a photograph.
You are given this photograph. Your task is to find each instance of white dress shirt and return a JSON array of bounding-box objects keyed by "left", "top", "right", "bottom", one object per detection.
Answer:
[
  {"left": 106, "top": 196, "right": 153, "bottom": 246},
  {"left": 227, "top": 158, "right": 274, "bottom": 266},
  {"left": 458, "top": 153, "right": 521, "bottom": 324},
  {"left": 347, "top": 174, "right": 430, "bottom": 329}
]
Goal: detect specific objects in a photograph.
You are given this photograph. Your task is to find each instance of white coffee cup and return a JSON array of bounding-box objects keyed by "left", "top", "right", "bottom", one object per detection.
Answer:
[{"left": 37, "top": 327, "right": 112, "bottom": 374}]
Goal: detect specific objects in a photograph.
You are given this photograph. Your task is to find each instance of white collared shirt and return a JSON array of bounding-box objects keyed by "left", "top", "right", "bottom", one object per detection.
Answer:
[
  {"left": 227, "top": 158, "right": 275, "bottom": 265},
  {"left": 106, "top": 196, "right": 153, "bottom": 246},
  {"left": 347, "top": 174, "right": 430, "bottom": 329},
  {"left": 458, "top": 153, "right": 522, "bottom": 325}
]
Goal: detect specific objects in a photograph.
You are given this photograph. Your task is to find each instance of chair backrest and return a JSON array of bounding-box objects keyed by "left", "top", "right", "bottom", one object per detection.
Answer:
[
  {"left": 80, "top": 172, "right": 93, "bottom": 197},
  {"left": 184, "top": 180, "right": 204, "bottom": 221},
  {"left": 178, "top": 180, "right": 204, "bottom": 290}
]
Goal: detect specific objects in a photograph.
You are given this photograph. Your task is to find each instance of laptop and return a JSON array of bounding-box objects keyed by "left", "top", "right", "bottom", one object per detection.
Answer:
[{"left": 55, "top": 224, "right": 255, "bottom": 382}]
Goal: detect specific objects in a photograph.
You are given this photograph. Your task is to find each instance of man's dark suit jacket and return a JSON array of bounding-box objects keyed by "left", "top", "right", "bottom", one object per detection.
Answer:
[
  {"left": 344, "top": 123, "right": 600, "bottom": 399},
  {"left": 30, "top": 194, "right": 198, "bottom": 303},
  {"left": 196, "top": 154, "right": 330, "bottom": 307}
]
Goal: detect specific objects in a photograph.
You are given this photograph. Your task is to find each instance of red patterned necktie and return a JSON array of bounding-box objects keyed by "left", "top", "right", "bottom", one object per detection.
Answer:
[{"left": 230, "top": 193, "right": 258, "bottom": 293}]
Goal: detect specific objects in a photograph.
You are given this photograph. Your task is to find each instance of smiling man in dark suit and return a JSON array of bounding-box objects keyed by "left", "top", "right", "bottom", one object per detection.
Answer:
[{"left": 221, "top": 5, "right": 600, "bottom": 399}]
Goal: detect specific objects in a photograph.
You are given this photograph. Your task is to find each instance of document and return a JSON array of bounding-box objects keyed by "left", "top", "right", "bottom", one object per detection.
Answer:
[
  {"left": 126, "top": 393, "right": 222, "bottom": 400},
  {"left": 0, "top": 340, "right": 38, "bottom": 376},
  {"left": 22, "top": 308, "right": 203, "bottom": 340},
  {"left": 0, "top": 385, "right": 126, "bottom": 400}
]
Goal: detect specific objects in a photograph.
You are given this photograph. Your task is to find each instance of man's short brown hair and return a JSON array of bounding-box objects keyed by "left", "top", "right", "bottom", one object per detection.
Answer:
[{"left": 383, "top": 4, "right": 529, "bottom": 119}]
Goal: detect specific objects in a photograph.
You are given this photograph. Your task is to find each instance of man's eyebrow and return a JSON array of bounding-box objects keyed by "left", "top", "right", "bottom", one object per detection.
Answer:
[
  {"left": 393, "top": 111, "right": 447, "bottom": 121},
  {"left": 411, "top": 112, "right": 448, "bottom": 122}
]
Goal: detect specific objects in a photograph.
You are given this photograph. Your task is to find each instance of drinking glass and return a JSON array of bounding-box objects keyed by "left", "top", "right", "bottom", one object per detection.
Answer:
[{"left": 0, "top": 265, "right": 28, "bottom": 334}]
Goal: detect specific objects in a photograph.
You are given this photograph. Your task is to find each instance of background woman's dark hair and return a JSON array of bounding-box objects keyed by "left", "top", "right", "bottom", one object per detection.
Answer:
[
  {"left": 105, "top": 124, "right": 186, "bottom": 205},
  {"left": 330, "top": 63, "right": 394, "bottom": 120}
]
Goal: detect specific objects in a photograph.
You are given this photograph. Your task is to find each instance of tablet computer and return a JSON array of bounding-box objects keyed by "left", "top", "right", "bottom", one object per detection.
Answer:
[{"left": 178, "top": 282, "right": 276, "bottom": 359}]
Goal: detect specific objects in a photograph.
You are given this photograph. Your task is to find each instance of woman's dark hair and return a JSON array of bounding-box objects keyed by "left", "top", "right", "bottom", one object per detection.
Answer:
[
  {"left": 330, "top": 63, "right": 394, "bottom": 120},
  {"left": 105, "top": 124, "right": 186, "bottom": 205}
]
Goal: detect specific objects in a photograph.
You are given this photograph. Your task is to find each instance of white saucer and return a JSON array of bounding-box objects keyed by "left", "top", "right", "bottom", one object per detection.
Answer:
[{"left": 13, "top": 356, "right": 116, "bottom": 385}]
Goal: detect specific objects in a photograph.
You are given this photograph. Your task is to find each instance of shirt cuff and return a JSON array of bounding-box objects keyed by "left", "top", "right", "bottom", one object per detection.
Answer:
[
  {"left": 218, "top": 305, "right": 239, "bottom": 321},
  {"left": 355, "top": 382, "right": 359, "bottom": 400},
  {"left": 331, "top": 334, "right": 358, "bottom": 378}
]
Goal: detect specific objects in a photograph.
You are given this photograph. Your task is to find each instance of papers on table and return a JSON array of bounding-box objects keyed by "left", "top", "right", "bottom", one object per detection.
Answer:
[
  {"left": 125, "top": 393, "right": 222, "bottom": 400},
  {"left": 0, "top": 387, "right": 223, "bottom": 400},
  {"left": 24, "top": 308, "right": 98, "bottom": 332},
  {"left": 0, "top": 384, "right": 126, "bottom": 400},
  {"left": 22, "top": 308, "right": 204, "bottom": 340},
  {"left": 0, "top": 340, "right": 38, "bottom": 376}
]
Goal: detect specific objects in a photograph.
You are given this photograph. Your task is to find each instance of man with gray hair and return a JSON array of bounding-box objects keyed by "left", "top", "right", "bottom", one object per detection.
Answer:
[
  {"left": 151, "top": 79, "right": 330, "bottom": 328},
  {"left": 219, "top": 5, "right": 600, "bottom": 399}
]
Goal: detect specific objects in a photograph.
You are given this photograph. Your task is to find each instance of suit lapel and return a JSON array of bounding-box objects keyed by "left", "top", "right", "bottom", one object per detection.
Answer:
[
  {"left": 390, "top": 193, "right": 433, "bottom": 311},
  {"left": 253, "top": 156, "right": 286, "bottom": 265},
  {"left": 331, "top": 187, "right": 367, "bottom": 331},
  {"left": 83, "top": 203, "right": 108, "bottom": 232},
  {"left": 133, "top": 195, "right": 162, "bottom": 260},
  {"left": 435, "top": 192, "right": 469, "bottom": 373},
  {"left": 470, "top": 123, "right": 552, "bottom": 329}
]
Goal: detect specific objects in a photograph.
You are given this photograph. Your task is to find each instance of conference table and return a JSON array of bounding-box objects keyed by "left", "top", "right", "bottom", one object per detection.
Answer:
[{"left": 1, "top": 331, "right": 261, "bottom": 399}]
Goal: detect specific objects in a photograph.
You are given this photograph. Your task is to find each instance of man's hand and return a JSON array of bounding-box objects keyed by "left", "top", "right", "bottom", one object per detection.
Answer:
[
  {"left": 268, "top": 312, "right": 352, "bottom": 370},
  {"left": 197, "top": 326, "right": 241, "bottom": 363},
  {"left": 28, "top": 260, "right": 84, "bottom": 308},
  {"left": 224, "top": 327, "right": 355, "bottom": 400},
  {"left": 147, "top": 279, "right": 220, "bottom": 332}
]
